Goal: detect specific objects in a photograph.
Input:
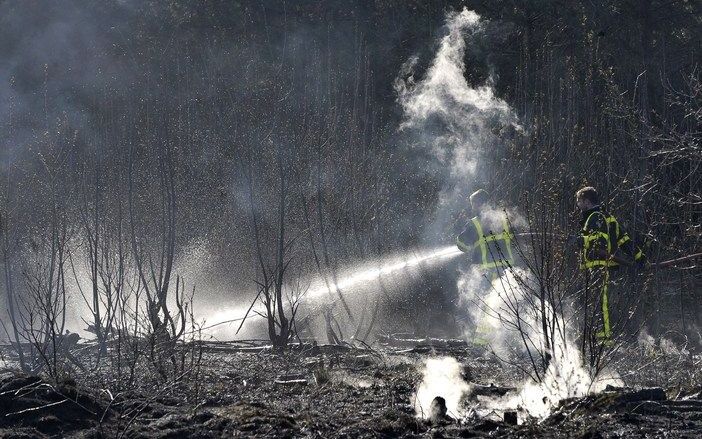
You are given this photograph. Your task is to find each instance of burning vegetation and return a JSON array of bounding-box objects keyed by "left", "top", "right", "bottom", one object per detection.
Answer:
[{"left": 1, "top": 1, "right": 701, "bottom": 438}]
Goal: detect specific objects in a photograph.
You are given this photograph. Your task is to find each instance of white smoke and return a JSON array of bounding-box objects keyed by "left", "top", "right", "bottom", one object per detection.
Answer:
[
  {"left": 400, "top": 8, "right": 620, "bottom": 421},
  {"left": 638, "top": 328, "right": 689, "bottom": 356},
  {"left": 458, "top": 266, "right": 623, "bottom": 420},
  {"left": 395, "top": 8, "right": 520, "bottom": 190},
  {"left": 414, "top": 356, "right": 472, "bottom": 419},
  {"left": 507, "top": 344, "right": 622, "bottom": 420},
  {"left": 637, "top": 329, "right": 657, "bottom": 351},
  {"left": 479, "top": 206, "right": 527, "bottom": 231},
  {"left": 458, "top": 266, "right": 526, "bottom": 355}
]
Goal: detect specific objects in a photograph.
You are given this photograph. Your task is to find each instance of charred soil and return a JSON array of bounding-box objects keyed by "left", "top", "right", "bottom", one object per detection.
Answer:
[{"left": 0, "top": 341, "right": 701, "bottom": 438}]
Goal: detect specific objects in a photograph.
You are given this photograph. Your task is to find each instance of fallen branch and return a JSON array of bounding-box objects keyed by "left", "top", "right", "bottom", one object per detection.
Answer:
[{"left": 5, "top": 398, "right": 66, "bottom": 417}]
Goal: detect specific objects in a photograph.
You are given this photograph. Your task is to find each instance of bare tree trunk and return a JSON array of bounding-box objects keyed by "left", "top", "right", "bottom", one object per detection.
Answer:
[
  {"left": 1, "top": 212, "right": 26, "bottom": 371},
  {"left": 274, "top": 144, "right": 290, "bottom": 347}
]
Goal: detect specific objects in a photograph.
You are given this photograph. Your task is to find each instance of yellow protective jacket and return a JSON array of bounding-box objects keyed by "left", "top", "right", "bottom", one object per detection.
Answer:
[
  {"left": 579, "top": 207, "right": 645, "bottom": 269},
  {"left": 456, "top": 215, "right": 514, "bottom": 269}
]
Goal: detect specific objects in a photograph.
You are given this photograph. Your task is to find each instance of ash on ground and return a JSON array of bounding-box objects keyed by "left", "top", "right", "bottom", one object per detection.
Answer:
[{"left": 0, "top": 337, "right": 701, "bottom": 438}]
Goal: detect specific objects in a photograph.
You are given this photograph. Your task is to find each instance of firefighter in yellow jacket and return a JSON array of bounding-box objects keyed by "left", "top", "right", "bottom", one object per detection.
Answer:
[
  {"left": 575, "top": 186, "right": 646, "bottom": 346},
  {"left": 455, "top": 189, "right": 515, "bottom": 344},
  {"left": 456, "top": 189, "right": 515, "bottom": 272}
]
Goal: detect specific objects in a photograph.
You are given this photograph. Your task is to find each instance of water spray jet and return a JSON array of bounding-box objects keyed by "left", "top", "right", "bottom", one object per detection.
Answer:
[
  {"left": 306, "top": 245, "right": 462, "bottom": 299},
  {"left": 203, "top": 245, "right": 462, "bottom": 339}
]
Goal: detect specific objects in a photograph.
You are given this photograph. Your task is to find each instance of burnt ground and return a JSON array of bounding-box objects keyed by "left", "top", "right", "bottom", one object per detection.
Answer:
[{"left": 0, "top": 339, "right": 701, "bottom": 438}]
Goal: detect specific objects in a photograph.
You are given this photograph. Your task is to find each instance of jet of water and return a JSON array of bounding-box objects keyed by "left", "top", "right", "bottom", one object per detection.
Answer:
[
  {"left": 307, "top": 245, "right": 462, "bottom": 299},
  {"left": 204, "top": 245, "right": 462, "bottom": 338}
]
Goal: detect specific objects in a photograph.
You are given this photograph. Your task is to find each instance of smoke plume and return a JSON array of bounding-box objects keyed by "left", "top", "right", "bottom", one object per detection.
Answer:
[
  {"left": 458, "top": 267, "right": 623, "bottom": 420},
  {"left": 400, "top": 7, "right": 621, "bottom": 422},
  {"left": 395, "top": 8, "right": 520, "bottom": 240},
  {"left": 413, "top": 356, "right": 471, "bottom": 419}
]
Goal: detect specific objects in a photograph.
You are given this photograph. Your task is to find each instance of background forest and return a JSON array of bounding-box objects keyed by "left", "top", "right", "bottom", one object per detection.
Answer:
[{"left": 1, "top": 0, "right": 700, "bottom": 354}]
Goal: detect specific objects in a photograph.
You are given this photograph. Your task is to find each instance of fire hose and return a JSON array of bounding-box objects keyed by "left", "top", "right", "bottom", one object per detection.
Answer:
[
  {"left": 650, "top": 252, "right": 702, "bottom": 268},
  {"left": 510, "top": 232, "right": 702, "bottom": 270}
]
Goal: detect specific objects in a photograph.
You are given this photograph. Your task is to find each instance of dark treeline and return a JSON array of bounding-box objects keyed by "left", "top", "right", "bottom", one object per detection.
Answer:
[{"left": 0, "top": 0, "right": 700, "bottom": 355}]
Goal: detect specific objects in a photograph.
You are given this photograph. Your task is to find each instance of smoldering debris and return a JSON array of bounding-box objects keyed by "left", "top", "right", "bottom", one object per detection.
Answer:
[
  {"left": 413, "top": 356, "right": 472, "bottom": 419},
  {"left": 1, "top": 338, "right": 701, "bottom": 437},
  {"left": 0, "top": 1, "right": 699, "bottom": 438}
]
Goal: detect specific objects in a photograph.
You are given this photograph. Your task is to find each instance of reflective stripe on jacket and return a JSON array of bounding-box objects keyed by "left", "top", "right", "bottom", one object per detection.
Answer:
[
  {"left": 580, "top": 210, "right": 618, "bottom": 269},
  {"left": 580, "top": 210, "right": 644, "bottom": 269},
  {"left": 456, "top": 216, "right": 514, "bottom": 269}
]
